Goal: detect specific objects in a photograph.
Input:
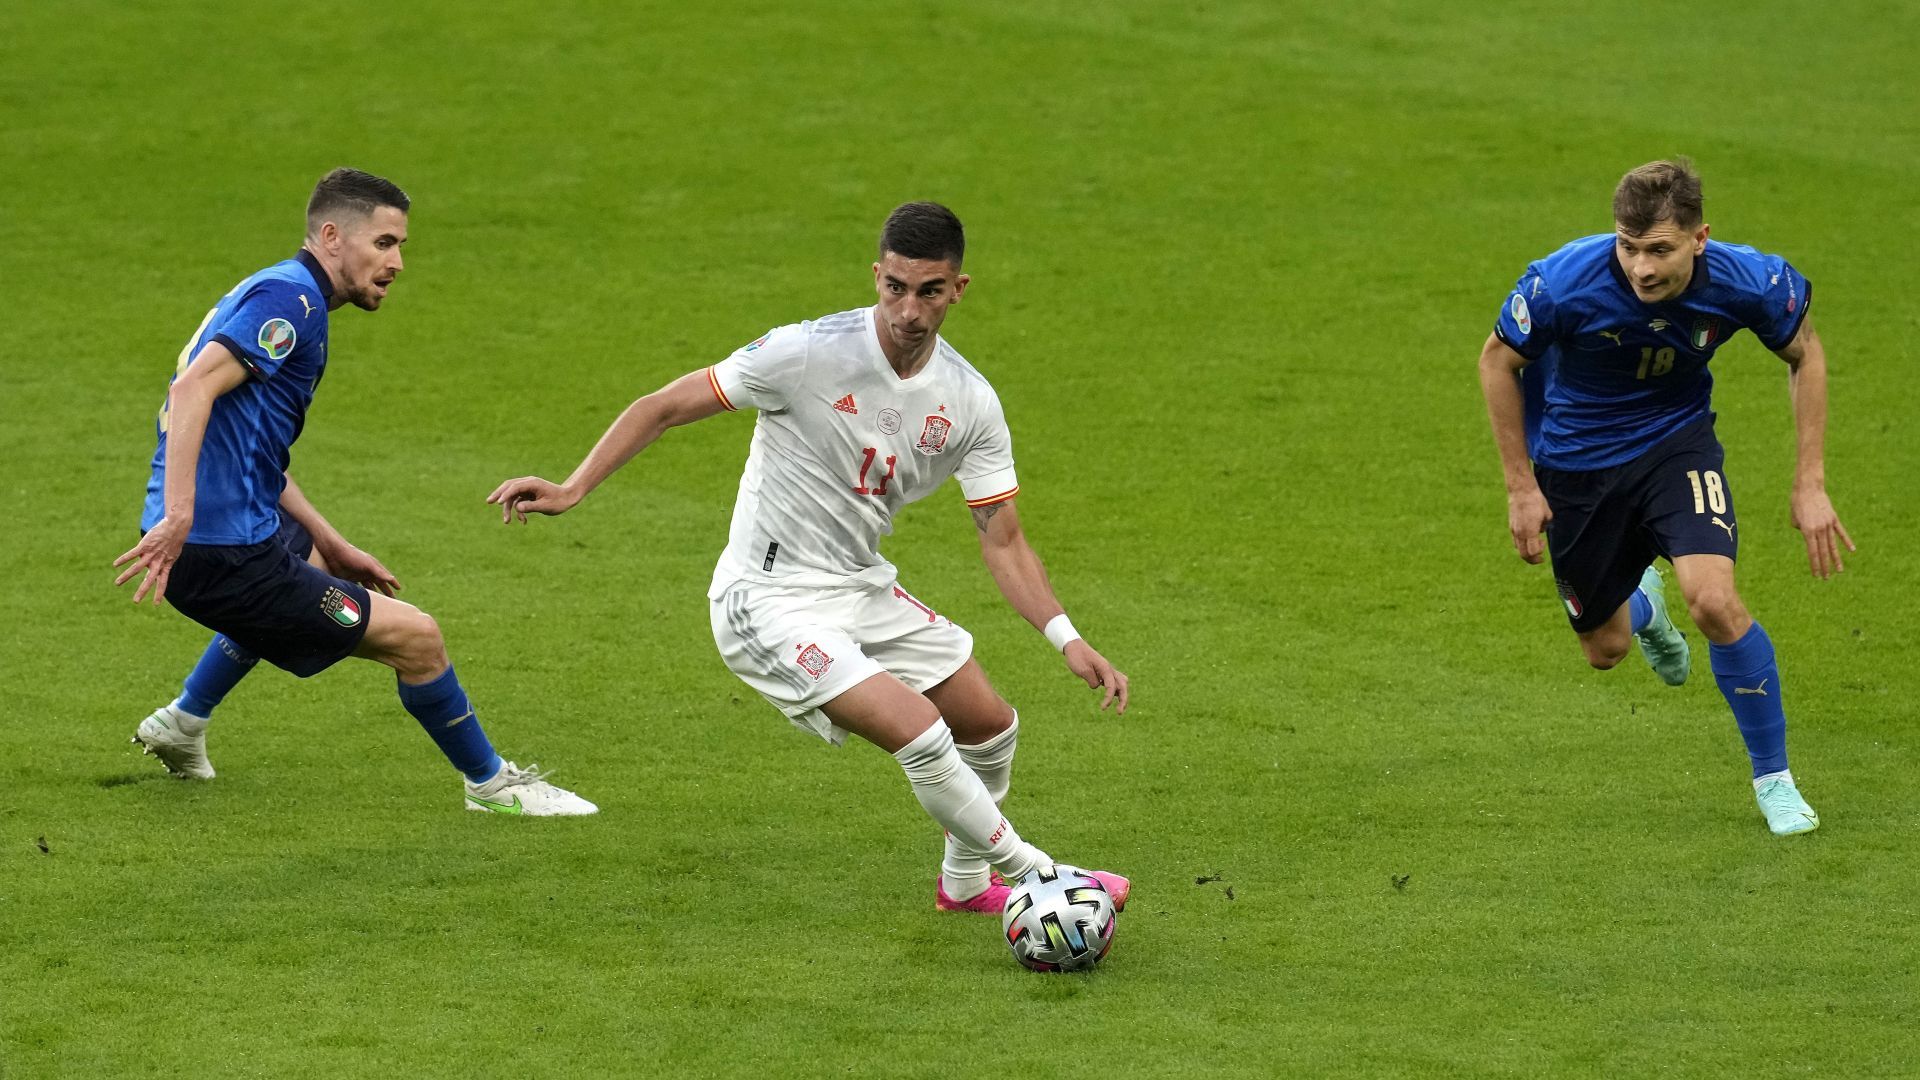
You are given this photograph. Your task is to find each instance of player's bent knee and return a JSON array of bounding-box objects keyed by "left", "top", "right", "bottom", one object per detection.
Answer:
[
  {"left": 822, "top": 674, "right": 942, "bottom": 754},
  {"left": 400, "top": 612, "right": 450, "bottom": 678},
  {"left": 1584, "top": 648, "right": 1628, "bottom": 670},
  {"left": 1688, "top": 596, "right": 1750, "bottom": 644},
  {"left": 1579, "top": 634, "right": 1630, "bottom": 670},
  {"left": 358, "top": 597, "right": 450, "bottom": 681}
]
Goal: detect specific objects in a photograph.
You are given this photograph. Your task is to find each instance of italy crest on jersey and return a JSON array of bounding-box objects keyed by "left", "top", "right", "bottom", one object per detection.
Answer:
[
  {"left": 1690, "top": 316, "right": 1722, "bottom": 351},
  {"left": 916, "top": 414, "right": 954, "bottom": 455},
  {"left": 258, "top": 317, "right": 297, "bottom": 361}
]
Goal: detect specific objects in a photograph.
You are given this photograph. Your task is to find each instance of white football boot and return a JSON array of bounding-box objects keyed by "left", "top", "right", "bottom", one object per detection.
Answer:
[
  {"left": 464, "top": 761, "right": 598, "bottom": 816},
  {"left": 132, "top": 703, "right": 215, "bottom": 779}
]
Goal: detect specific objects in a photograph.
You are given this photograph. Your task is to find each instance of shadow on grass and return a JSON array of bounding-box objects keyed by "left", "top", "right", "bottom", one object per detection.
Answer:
[{"left": 95, "top": 772, "right": 168, "bottom": 789}]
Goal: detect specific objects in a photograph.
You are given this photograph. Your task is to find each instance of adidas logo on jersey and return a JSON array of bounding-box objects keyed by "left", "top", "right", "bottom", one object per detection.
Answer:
[{"left": 832, "top": 394, "right": 858, "bottom": 415}]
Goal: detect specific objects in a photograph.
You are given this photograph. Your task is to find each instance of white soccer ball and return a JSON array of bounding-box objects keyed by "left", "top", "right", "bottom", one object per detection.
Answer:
[{"left": 1001, "top": 864, "right": 1117, "bottom": 972}]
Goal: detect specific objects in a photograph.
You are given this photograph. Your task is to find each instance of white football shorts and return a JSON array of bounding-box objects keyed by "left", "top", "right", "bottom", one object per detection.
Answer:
[{"left": 710, "top": 578, "right": 975, "bottom": 746}]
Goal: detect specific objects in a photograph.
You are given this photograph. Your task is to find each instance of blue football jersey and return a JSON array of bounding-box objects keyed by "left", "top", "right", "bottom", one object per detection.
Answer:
[
  {"left": 142, "top": 250, "right": 334, "bottom": 544},
  {"left": 1493, "top": 234, "right": 1810, "bottom": 471}
]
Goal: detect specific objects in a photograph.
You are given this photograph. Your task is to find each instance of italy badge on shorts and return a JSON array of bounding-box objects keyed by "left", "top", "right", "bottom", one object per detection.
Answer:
[
  {"left": 259, "top": 317, "right": 297, "bottom": 361},
  {"left": 1555, "top": 579, "right": 1583, "bottom": 619},
  {"left": 320, "top": 586, "right": 362, "bottom": 627}
]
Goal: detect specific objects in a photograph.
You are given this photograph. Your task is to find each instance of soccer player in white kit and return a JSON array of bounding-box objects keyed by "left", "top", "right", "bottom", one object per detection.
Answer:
[{"left": 488, "top": 203, "right": 1130, "bottom": 913}]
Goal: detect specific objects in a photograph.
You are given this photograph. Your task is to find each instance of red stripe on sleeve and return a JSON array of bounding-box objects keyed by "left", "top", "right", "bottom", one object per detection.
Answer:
[
  {"left": 707, "top": 367, "right": 735, "bottom": 412},
  {"left": 965, "top": 486, "right": 1019, "bottom": 508}
]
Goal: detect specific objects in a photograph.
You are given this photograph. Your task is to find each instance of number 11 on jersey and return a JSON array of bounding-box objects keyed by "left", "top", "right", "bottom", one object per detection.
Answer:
[{"left": 854, "top": 447, "right": 896, "bottom": 496}]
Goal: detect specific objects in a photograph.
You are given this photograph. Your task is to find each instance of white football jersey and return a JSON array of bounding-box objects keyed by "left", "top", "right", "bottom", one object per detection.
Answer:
[{"left": 705, "top": 306, "right": 1018, "bottom": 598}]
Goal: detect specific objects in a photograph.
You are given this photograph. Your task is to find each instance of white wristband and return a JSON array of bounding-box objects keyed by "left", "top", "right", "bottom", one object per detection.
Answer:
[{"left": 1043, "top": 614, "right": 1082, "bottom": 652}]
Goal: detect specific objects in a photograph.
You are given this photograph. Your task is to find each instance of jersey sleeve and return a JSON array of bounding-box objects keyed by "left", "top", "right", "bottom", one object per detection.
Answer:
[
  {"left": 207, "top": 280, "right": 314, "bottom": 380},
  {"left": 1743, "top": 254, "right": 1812, "bottom": 352},
  {"left": 708, "top": 324, "right": 807, "bottom": 413},
  {"left": 956, "top": 389, "right": 1019, "bottom": 508},
  {"left": 1492, "top": 264, "right": 1560, "bottom": 361}
]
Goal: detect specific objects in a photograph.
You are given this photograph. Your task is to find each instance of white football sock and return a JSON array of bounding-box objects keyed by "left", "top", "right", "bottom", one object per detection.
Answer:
[
  {"left": 894, "top": 718, "right": 1045, "bottom": 885},
  {"left": 942, "top": 713, "right": 1020, "bottom": 899},
  {"left": 1753, "top": 769, "right": 1795, "bottom": 789}
]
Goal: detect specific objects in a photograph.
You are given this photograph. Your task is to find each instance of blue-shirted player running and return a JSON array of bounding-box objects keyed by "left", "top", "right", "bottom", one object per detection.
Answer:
[
  {"left": 114, "top": 168, "right": 595, "bottom": 815},
  {"left": 1478, "top": 159, "right": 1854, "bottom": 836}
]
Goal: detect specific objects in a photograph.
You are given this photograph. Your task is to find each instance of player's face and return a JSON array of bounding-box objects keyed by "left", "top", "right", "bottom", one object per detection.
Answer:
[
  {"left": 1614, "top": 219, "right": 1708, "bottom": 304},
  {"left": 329, "top": 206, "right": 409, "bottom": 311},
  {"left": 873, "top": 252, "right": 968, "bottom": 358}
]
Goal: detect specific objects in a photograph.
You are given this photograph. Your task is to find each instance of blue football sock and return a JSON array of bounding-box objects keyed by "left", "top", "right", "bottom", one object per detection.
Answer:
[
  {"left": 1709, "top": 622, "right": 1789, "bottom": 778},
  {"left": 395, "top": 666, "right": 503, "bottom": 784},
  {"left": 1628, "top": 589, "right": 1653, "bottom": 635},
  {"left": 176, "top": 635, "right": 259, "bottom": 718}
]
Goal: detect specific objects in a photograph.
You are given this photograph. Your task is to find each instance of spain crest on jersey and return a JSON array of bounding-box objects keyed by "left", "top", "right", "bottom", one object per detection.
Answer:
[
  {"left": 1690, "top": 316, "right": 1722, "bottom": 351},
  {"left": 258, "top": 317, "right": 297, "bottom": 361},
  {"left": 916, "top": 414, "right": 953, "bottom": 455}
]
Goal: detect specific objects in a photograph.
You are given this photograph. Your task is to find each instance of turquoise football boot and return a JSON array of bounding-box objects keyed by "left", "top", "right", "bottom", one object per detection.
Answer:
[
  {"left": 1755, "top": 775, "right": 1820, "bottom": 836},
  {"left": 1633, "top": 565, "right": 1690, "bottom": 686}
]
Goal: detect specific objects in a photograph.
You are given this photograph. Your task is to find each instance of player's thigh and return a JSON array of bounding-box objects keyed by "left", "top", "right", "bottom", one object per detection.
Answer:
[
  {"left": 859, "top": 581, "right": 979, "bottom": 700},
  {"left": 167, "top": 539, "right": 371, "bottom": 678},
  {"left": 925, "top": 658, "right": 1015, "bottom": 744},
  {"left": 710, "top": 584, "right": 887, "bottom": 745},
  {"left": 1537, "top": 465, "right": 1650, "bottom": 636},
  {"left": 819, "top": 672, "right": 942, "bottom": 754}
]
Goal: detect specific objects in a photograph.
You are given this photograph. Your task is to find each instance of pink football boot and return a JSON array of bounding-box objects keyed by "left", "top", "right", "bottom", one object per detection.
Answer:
[
  {"left": 1087, "top": 870, "right": 1131, "bottom": 911},
  {"left": 936, "top": 872, "right": 1012, "bottom": 914}
]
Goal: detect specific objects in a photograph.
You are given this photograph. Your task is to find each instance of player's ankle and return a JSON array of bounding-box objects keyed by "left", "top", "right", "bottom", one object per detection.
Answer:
[{"left": 941, "top": 870, "right": 992, "bottom": 901}]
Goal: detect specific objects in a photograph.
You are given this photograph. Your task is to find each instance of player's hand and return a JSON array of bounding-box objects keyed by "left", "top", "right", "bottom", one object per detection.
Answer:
[
  {"left": 1063, "top": 639, "right": 1129, "bottom": 715},
  {"left": 1790, "top": 485, "right": 1855, "bottom": 579},
  {"left": 486, "top": 476, "right": 578, "bottom": 523},
  {"left": 112, "top": 515, "right": 190, "bottom": 605},
  {"left": 327, "top": 543, "right": 401, "bottom": 596},
  {"left": 1507, "top": 485, "right": 1552, "bottom": 564}
]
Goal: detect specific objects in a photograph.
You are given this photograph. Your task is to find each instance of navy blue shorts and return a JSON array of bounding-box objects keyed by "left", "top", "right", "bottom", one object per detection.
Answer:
[
  {"left": 162, "top": 516, "right": 372, "bottom": 677},
  {"left": 1535, "top": 416, "right": 1737, "bottom": 633}
]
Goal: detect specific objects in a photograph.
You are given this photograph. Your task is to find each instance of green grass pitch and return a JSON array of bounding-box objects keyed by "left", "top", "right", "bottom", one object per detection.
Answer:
[{"left": 4, "top": 2, "right": 1918, "bottom": 1076}]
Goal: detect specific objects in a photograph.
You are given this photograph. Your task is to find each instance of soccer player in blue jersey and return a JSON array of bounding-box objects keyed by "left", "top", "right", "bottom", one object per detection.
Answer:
[
  {"left": 113, "top": 168, "right": 595, "bottom": 815},
  {"left": 1478, "top": 159, "right": 1854, "bottom": 836}
]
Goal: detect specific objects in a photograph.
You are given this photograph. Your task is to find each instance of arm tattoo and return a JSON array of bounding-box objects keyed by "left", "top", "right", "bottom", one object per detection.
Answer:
[{"left": 971, "top": 500, "right": 1007, "bottom": 533}]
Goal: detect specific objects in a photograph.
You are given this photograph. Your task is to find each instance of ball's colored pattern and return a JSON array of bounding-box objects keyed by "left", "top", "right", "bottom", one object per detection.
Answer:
[{"left": 1002, "top": 865, "right": 1118, "bottom": 972}]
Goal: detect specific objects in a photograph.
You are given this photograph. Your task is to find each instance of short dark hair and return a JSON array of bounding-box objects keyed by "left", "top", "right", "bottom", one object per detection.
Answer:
[
  {"left": 879, "top": 202, "right": 964, "bottom": 268},
  {"left": 1613, "top": 158, "right": 1703, "bottom": 234},
  {"left": 307, "top": 167, "right": 410, "bottom": 233}
]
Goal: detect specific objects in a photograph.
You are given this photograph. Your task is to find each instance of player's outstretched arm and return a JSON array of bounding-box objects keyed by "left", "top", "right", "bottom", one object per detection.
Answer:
[
  {"left": 972, "top": 498, "right": 1129, "bottom": 714},
  {"left": 279, "top": 474, "right": 399, "bottom": 595},
  {"left": 1478, "top": 332, "right": 1551, "bottom": 564},
  {"left": 112, "top": 342, "right": 250, "bottom": 604},
  {"left": 1774, "top": 314, "right": 1855, "bottom": 578},
  {"left": 488, "top": 368, "right": 728, "bottom": 524}
]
